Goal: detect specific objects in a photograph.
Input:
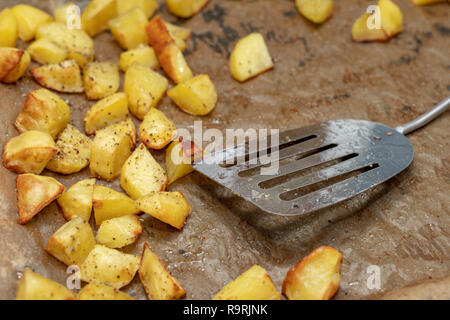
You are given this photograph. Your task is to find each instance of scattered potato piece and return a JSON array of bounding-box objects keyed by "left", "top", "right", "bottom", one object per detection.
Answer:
[
  {"left": 93, "top": 185, "right": 140, "bottom": 226},
  {"left": 12, "top": 4, "right": 53, "bottom": 42},
  {"left": 54, "top": 2, "right": 78, "bottom": 26},
  {"left": 351, "top": 13, "right": 388, "bottom": 42},
  {"left": 78, "top": 282, "right": 134, "bottom": 300},
  {"left": 120, "top": 144, "right": 168, "bottom": 200},
  {"left": 83, "top": 61, "right": 119, "bottom": 100},
  {"left": 213, "top": 265, "right": 281, "bottom": 300},
  {"left": 16, "top": 173, "right": 65, "bottom": 225},
  {"left": 116, "top": 0, "right": 159, "bottom": 18},
  {"left": 282, "top": 246, "right": 343, "bottom": 300},
  {"left": 46, "top": 216, "right": 96, "bottom": 266},
  {"left": 165, "top": 22, "right": 191, "bottom": 41},
  {"left": 80, "top": 244, "right": 140, "bottom": 289},
  {"left": 295, "top": 0, "right": 333, "bottom": 24},
  {"left": 109, "top": 7, "right": 148, "bottom": 50},
  {"left": 16, "top": 268, "right": 76, "bottom": 300},
  {"left": 119, "top": 45, "right": 159, "bottom": 72},
  {"left": 81, "top": 0, "right": 117, "bottom": 37},
  {"left": 27, "top": 38, "right": 68, "bottom": 64},
  {"left": 379, "top": 0, "right": 403, "bottom": 38},
  {"left": 229, "top": 33, "right": 273, "bottom": 82},
  {"left": 32, "top": 59, "right": 84, "bottom": 93},
  {"left": 0, "top": 48, "right": 30, "bottom": 83},
  {"left": 411, "top": 0, "right": 445, "bottom": 4},
  {"left": 166, "top": 138, "right": 201, "bottom": 184},
  {"left": 111, "top": 118, "right": 138, "bottom": 149},
  {"left": 139, "top": 108, "right": 177, "bottom": 150},
  {"left": 97, "top": 215, "right": 142, "bottom": 248},
  {"left": 0, "top": 8, "right": 18, "bottom": 47},
  {"left": 166, "top": 0, "right": 210, "bottom": 18},
  {"left": 2, "top": 130, "right": 57, "bottom": 175},
  {"left": 57, "top": 178, "right": 95, "bottom": 221},
  {"left": 139, "top": 242, "right": 186, "bottom": 300},
  {"left": 46, "top": 125, "right": 92, "bottom": 174}
]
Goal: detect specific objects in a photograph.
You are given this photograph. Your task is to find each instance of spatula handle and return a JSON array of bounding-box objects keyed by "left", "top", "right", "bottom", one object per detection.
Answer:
[{"left": 396, "top": 97, "right": 450, "bottom": 135}]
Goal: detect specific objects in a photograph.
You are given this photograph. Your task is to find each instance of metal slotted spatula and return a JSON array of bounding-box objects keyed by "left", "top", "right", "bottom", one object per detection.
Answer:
[{"left": 193, "top": 97, "right": 449, "bottom": 216}]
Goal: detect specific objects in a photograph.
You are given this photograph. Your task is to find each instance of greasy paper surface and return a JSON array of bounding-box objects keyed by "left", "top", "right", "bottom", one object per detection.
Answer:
[{"left": 0, "top": 0, "right": 449, "bottom": 300}]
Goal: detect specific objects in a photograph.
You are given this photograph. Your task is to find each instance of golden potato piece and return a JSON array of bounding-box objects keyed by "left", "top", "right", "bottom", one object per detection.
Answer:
[
  {"left": 93, "top": 185, "right": 140, "bottom": 226},
  {"left": 109, "top": 7, "right": 148, "bottom": 50},
  {"left": 124, "top": 63, "right": 168, "bottom": 120},
  {"left": 46, "top": 216, "right": 96, "bottom": 266},
  {"left": 379, "top": 0, "right": 403, "bottom": 38},
  {"left": 139, "top": 242, "right": 186, "bottom": 300},
  {"left": 0, "top": 8, "right": 18, "bottom": 47},
  {"left": 32, "top": 59, "right": 84, "bottom": 93},
  {"left": 213, "top": 265, "right": 281, "bottom": 300},
  {"left": 282, "top": 246, "right": 343, "bottom": 300},
  {"left": 11, "top": 4, "right": 53, "bottom": 42},
  {"left": 83, "top": 61, "right": 119, "bottom": 100},
  {"left": 229, "top": 33, "right": 273, "bottom": 82},
  {"left": 81, "top": 0, "right": 117, "bottom": 37},
  {"left": 57, "top": 178, "right": 95, "bottom": 221},
  {"left": 111, "top": 118, "right": 138, "bottom": 149},
  {"left": 140, "top": 108, "right": 177, "bottom": 150},
  {"left": 165, "top": 22, "right": 191, "bottom": 41},
  {"left": 117, "top": 0, "right": 159, "bottom": 18},
  {"left": 80, "top": 244, "right": 140, "bottom": 289},
  {"left": 27, "top": 38, "right": 68, "bottom": 64},
  {"left": 167, "top": 74, "right": 217, "bottom": 116},
  {"left": 2, "top": 130, "right": 57, "bottom": 175},
  {"left": 0, "top": 48, "right": 30, "bottom": 83},
  {"left": 120, "top": 144, "right": 168, "bottom": 200},
  {"left": 16, "top": 173, "right": 65, "bottom": 225},
  {"left": 78, "top": 282, "right": 134, "bottom": 300},
  {"left": 295, "top": 0, "right": 333, "bottom": 24},
  {"left": 119, "top": 45, "right": 159, "bottom": 72},
  {"left": 15, "top": 88, "right": 70, "bottom": 139},
  {"left": 412, "top": 0, "right": 445, "bottom": 4},
  {"left": 136, "top": 192, "right": 190, "bottom": 230},
  {"left": 166, "top": 138, "right": 201, "bottom": 184},
  {"left": 166, "top": 0, "right": 210, "bottom": 18},
  {"left": 97, "top": 215, "right": 143, "bottom": 248},
  {"left": 46, "top": 125, "right": 92, "bottom": 174},
  {"left": 352, "top": 13, "right": 388, "bottom": 42},
  {"left": 16, "top": 269, "right": 76, "bottom": 300}
]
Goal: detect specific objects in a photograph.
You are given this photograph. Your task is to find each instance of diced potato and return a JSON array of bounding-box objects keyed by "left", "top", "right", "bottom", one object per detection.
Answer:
[
  {"left": 81, "top": 0, "right": 117, "bottom": 37},
  {"left": 213, "top": 265, "right": 281, "bottom": 300},
  {"left": 32, "top": 59, "right": 84, "bottom": 93},
  {"left": 379, "top": 0, "right": 403, "bottom": 38},
  {"left": 15, "top": 89, "right": 70, "bottom": 139},
  {"left": 11, "top": 4, "right": 53, "bottom": 42},
  {"left": 2, "top": 131, "right": 57, "bottom": 175},
  {"left": 0, "top": 48, "right": 30, "bottom": 83},
  {"left": 97, "top": 215, "right": 142, "bottom": 248},
  {"left": 0, "top": 8, "right": 18, "bottom": 47},
  {"left": 120, "top": 144, "right": 168, "bottom": 200},
  {"left": 351, "top": 13, "right": 388, "bottom": 42},
  {"left": 295, "top": 0, "right": 333, "bottom": 24},
  {"left": 139, "top": 242, "right": 186, "bottom": 300},
  {"left": 116, "top": 0, "right": 159, "bottom": 18},
  {"left": 46, "top": 125, "right": 92, "bottom": 174},
  {"left": 89, "top": 123, "right": 133, "bottom": 181},
  {"left": 80, "top": 244, "right": 140, "bottom": 289},
  {"left": 16, "top": 269, "right": 76, "bottom": 300},
  {"left": 57, "top": 178, "right": 95, "bottom": 221},
  {"left": 54, "top": 2, "right": 79, "bottom": 26},
  {"left": 165, "top": 22, "right": 191, "bottom": 41},
  {"left": 27, "top": 38, "right": 68, "bottom": 64},
  {"left": 136, "top": 192, "right": 190, "bottom": 230},
  {"left": 84, "top": 92, "right": 129, "bottom": 135},
  {"left": 119, "top": 45, "right": 159, "bottom": 72},
  {"left": 412, "top": 0, "right": 445, "bottom": 4},
  {"left": 124, "top": 63, "right": 168, "bottom": 120},
  {"left": 111, "top": 118, "right": 138, "bottom": 149},
  {"left": 139, "top": 108, "right": 177, "bottom": 150},
  {"left": 16, "top": 173, "right": 65, "bottom": 225},
  {"left": 282, "top": 246, "right": 343, "bottom": 300},
  {"left": 166, "top": 0, "right": 210, "bottom": 18},
  {"left": 78, "top": 282, "right": 134, "bottom": 300},
  {"left": 229, "top": 33, "right": 273, "bottom": 82},
  {"left": 166, "top": 138, "right": 201, "bottom": 184},
  {"left": 83, "top": 61, "right": 119, "bottom": 100},
  {"left": 46, "top": 216, "right": 96, "bottom": 266},
  {"left": 92, "top": 185, "right": 140, "bottom": 226},
  {"left": 109, "top": 8, "right": 148, "bottom": 50}
]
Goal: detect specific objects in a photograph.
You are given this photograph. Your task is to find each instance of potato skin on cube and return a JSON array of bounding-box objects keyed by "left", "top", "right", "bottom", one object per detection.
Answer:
[
  {"left": 78, "top": 282, "right": 134, "bottom": 300},
  {"left": 57, "top": 178, "right": 95, "bottom": 221},
  {"left": 97, "top": 215, "right": 143, "bottom": 248},
  {"left": 109, "top": 7, "right": 148, "bottom": 50},
  {"left": 295, "top": 0, "right": 333, "bottom": 24},
  {"left": 0, "top": 48, "right": 30, "bottom": 83},
  {"left": 166, "top": 0, "right": 210, "bottom": 18},
  {"left": 16, "top": 269, "right": 76, "bottom": 300},
  {"left": 83, "top": 61, "right": 120, "bottom": 100},
  {"left": 81, "top": 0, "right": 117, "bottom": 37},
  {"left": 0, "top": 8, "right": 18, "bottom": 47},
  {"left": 11, "top": 4, "right": 53, "bottom": 42},
  {"left": 139, "top": 108, "right": 177, "bottom": 150},
  {"left": 32, "top": 59, "right": 84, "bottom": 93}
]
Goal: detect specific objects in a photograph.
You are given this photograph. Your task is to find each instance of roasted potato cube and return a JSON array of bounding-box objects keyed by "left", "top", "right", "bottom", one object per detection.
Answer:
[
  {"left": 213, "top": 265, "right": 281, "bottom": 300},
  {"left": 97, "top": 215, "right": 142, "bottom": 248},
  {"left": 80, "top": 244, "right": 140, "bottom": 289},
  {"left": 120, "top": 144, "right": 168, "bottom": 200},
  {"left": 139, "top": 242, "right": 186, "bottom": 300},
  {"left": 54, "top": 2, "right": 78, "bottom": 26},
  {"left": 78, "top": 282, "right": 134, "bottom": 300},
  {"left": 32, "top": 59, "right": 84, "bottom": 93},
  {"left": 124, "top": 63, "right": 168, "bottom": 120},
  {"left": 27, "top": 38, "right": 68, "bottom": 64},
  {"left": 0, "top": 48, "right": 30, "bottom": 83},
  {"left": 57, "top": 178, "right": 95, "bottom": 221},
  {"left": 16, "top": 173, "right": 65, "bottom": 225},
  {"left": 12, "top": 4, "right": 53, "bottom": 42},
  {"left": 352, "top": 13, "right": 388, "bottom": 42},
  {"left": 2, "top": 131, "right": 57, "bottom": 175},
  {"left": 93, "top": 185, "right": 140, "bottom": 226},
  {"left": 166, "top": 138, "right": 201, "bottom": 184},
  {"left": 0, "top": 8, "right": 18, "bottom": 47},
  {"left": 229, "top": 33, "right": 273, "bottom": 82},
  {"left": 83, "top": 61, "right": 119, "bottom": 100},
  {"left": 136, "top": 192, "right": 190, "bottom": 230},
  {"left": 16, "top": 269, "right": 76, "bottom": 300},
  {"left": 139, "top": 108, "right": 177, "bottom": 150},
  {"left": 412, "top": 0, "right": 445, "bottom": 4},
  {"left": 15, "top": 88, "right": 70, "bottom": 139},
  {"left": 166, "top": 0, "right": 210, "bottom": 18},
  {"left": 46, "top": 216, "right": 96, "bottom": 266},
  {"left": 46, "top": 125, "right": 92, "bottom": 174},
  {"left": 84, "top": 92, "right": 129, "bottom": 135},
  {"left": 379, "top": 0, "right": 403, "bottom": 38},
  {"left": 117, "top": 0, "right": 159, "bottom": 18},
  {"left": 165, "top": 22, "right": 191, "bottom": 41},
  {"left": 282, "top": 246, "right": 343, "bottom": 300},
  {"left": 81, "top": 0, "right": 117, "bottom": 37},
  {"left": 109, "top": 8, "right": 148, "bottom": 50},
  {"left": 295, "top": 0, "right": 333, "bottom": 24},
  {"left": 111, "top": 118, "right": 138, "bottom": 149},
  {"left": 119, "top": 45, "right": 159, "bottom": 72}
]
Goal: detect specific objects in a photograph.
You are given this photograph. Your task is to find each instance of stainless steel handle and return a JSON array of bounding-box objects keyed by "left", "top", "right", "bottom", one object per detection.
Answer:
[{"left": 396, "top": 97, "right": 450, "bottom": 135}]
